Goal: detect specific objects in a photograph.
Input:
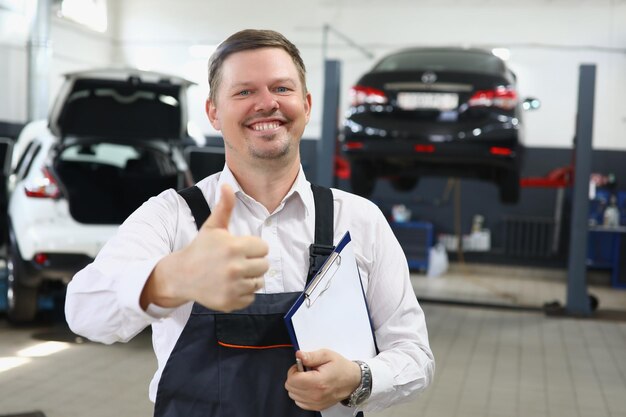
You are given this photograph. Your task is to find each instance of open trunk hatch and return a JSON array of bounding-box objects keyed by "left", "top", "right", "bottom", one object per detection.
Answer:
[
  {"left": 51, "top": 74, "right": 188, "bottom": 141},
  {"left": 53, "top": 142, "right": 181, "bottom": 224}
]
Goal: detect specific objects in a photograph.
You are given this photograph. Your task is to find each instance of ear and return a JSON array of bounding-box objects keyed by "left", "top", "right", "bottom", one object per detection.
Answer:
[
  {"left": 304, "top": 92, "right": 312, "bottom": 124},
  {"left": 206, "top": 98, "right": 221, "bottom": 131}
]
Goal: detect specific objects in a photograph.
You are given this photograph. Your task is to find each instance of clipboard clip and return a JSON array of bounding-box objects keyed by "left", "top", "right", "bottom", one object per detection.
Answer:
[{"left": 304, "top": 251, "right": 341, "bottom": 307}]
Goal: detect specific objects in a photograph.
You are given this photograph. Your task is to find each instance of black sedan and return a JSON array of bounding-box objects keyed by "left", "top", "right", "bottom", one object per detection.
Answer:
[{"left": 340, "top": 47, "right": 536, "bottom": 204}]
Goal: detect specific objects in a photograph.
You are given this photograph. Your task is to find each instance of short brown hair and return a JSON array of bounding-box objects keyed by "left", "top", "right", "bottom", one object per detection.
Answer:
[{"left": 208, "top": 29, "right": 307, "bottom": 102}]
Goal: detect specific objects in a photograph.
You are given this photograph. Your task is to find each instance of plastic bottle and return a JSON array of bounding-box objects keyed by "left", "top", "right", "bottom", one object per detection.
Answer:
[{"left": 603, "top": 195, "right": 620, "bottom": 227}]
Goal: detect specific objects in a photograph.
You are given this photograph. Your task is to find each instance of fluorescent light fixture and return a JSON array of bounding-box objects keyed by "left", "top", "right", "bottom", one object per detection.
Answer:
[
  {"left": 0, "top": 357, "right": 31, "bottom": 373},
  {"left": 491, "top": 48, "right": 511, "bottom": 61},
  {"left": 59, "top": 0, "right": 107, "bottom": 33},
  {"left": 17, "top": 341, "right": 70, "bottom": 358},
  {"left": 189, "top": 44, "right": 217, "bottom": 59}
]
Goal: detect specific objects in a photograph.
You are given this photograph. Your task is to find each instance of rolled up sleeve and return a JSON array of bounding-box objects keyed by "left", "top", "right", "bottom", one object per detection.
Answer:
[{"left": 65, "top": 190, "right": 182, "bottom": 344}]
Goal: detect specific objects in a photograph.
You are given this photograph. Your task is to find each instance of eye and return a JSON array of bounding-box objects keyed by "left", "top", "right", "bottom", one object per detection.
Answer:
[
  {"left": 275, "top": 86, "right": 289, "bottom": 93},
  {"left": 237, "top": 90, "right": 250, "bottom": 96}
]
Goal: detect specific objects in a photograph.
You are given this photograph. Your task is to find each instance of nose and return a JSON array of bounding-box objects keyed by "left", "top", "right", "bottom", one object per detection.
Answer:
[{"left": 254, "top": 88, "right": 279, "bottom": 113}]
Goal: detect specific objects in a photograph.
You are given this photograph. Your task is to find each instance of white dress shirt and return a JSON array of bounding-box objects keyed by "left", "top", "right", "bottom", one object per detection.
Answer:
[{"left": 65, "top": 165, "right": 434, "bottom": 412}]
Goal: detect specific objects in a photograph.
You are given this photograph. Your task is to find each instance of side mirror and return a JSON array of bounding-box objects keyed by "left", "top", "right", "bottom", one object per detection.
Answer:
[{"left": 522, "top": 97, "right": 541, "bottom": 111}]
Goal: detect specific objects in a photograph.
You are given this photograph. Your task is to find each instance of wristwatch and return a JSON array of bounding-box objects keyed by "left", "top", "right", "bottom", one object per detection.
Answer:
[{"left": 341, "top": 360, "right": 372, "bottom": 408}]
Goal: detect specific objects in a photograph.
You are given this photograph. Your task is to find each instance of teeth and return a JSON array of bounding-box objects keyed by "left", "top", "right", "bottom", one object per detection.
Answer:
[{"left": 252, "top": 122, "right": 280, "bottom": 131}]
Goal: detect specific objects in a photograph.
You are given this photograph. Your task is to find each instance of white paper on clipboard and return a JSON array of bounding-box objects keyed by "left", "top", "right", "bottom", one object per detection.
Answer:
[{"left": 284, "top": 231, "right": 377, "bottom": 417}]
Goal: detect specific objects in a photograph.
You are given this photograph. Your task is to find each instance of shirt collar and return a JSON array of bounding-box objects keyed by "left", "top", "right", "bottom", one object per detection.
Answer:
[
  {"left": 216, "top": 163, "right": 312, "bottom": 216},
  {"left": 286, "top": 166, "right": 312, "bottom": 217},
  {"left": 215, "top": 163, "right": 243, "bottom": 201}
]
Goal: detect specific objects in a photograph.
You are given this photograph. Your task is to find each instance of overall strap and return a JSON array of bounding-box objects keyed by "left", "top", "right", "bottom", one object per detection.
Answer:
[
  {"left": 178, "top": 186, "right": 211, "bottom": 229},
  {"left": 307, "top": 184, "right": 335, "bottom": 284}
]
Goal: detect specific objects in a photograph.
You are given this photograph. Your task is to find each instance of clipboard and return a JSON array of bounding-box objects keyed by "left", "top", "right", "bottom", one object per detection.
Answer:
[{"left": 284, "top": 231, "right": 377, "bottom": 417}]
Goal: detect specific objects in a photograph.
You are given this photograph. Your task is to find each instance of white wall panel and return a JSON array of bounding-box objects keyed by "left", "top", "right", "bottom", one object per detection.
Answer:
[
  {"left": 110, "top": 0, "right": 626, "bottom": 150},
  {"left": 2, "top": 0, "right": 625, "bottom": 150},
  {"left": 0, "top": 1, "right": 117, "bottom": 124},
  {"left": 0, "top": 3, "right": 34, "bottom": 123},
  {"left": 0, "top": 43, "right": 28, "bottom": 123},
  {"left": 48, "top": 17, "right": 117, "bottom": 106}
]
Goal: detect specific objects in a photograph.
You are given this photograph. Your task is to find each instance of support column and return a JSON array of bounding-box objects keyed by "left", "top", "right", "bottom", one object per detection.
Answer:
[
  {"left": 317, "top": 59, "right": 341, "bottom": 188},
  {"left": 28, "top": 0, "right": 52, "bottom": 121},
  {"left": 566, "top": 64, "right": 596, "bottom": 316}
]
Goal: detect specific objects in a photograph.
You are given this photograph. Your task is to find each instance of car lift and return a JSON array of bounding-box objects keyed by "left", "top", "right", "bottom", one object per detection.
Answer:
[
  {"left": 523, "top": 65, "right": 597, "bottom": 316},
  {"left": 521, "top": 163, "right": 573, "bottom": 256}
]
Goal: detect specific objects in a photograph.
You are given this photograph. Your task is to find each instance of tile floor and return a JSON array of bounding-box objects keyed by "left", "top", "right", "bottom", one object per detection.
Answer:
[{"left": 1, "top": 264, "right": 625, "bottom": 417}]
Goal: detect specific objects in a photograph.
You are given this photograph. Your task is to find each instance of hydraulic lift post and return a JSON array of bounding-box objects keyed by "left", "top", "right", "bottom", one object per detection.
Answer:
[{"left": 566, "top": 64, "right": 596, "bottom": 316}]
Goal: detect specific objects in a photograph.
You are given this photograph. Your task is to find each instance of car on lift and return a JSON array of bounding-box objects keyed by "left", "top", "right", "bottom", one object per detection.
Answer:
[
  {"left": 4, "top": 68, "right": 200, "bottom": 322},
  {"left": 340, "top": 47, "right": 538, "bottom": 204}
]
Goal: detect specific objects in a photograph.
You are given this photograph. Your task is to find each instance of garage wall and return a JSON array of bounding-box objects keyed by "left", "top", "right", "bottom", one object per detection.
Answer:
[
  {"left": 2, "top": 0, "right": 625, "bottom": 150},
  {"left": 47, "top": 15, "right": 118, "bottom": 106},
  {"left": 0, "top": 1, "right": 32, "bottom": 125},
  {"left": 0, "top": 0, "right": 118, "bottom": 128},
  {"left": 111, "top": 0, "right": 626, "bottom": 151}
]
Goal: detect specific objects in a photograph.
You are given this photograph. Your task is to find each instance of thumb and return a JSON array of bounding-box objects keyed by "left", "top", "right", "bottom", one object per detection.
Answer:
[
  {"left": 297, "top": 349, "right": 331, "bottom": 368},
  {"left": 203, "top": 184, "right": 235, "bottom": 230}
]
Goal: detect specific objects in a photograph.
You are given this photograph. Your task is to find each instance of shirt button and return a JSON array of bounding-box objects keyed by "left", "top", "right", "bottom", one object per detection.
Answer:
[
  {"left": 268, "top": 269, "right": 277, "bottom": 277},
  {"left": 264, "top": 218, "right": 272, "bottom": 227}
]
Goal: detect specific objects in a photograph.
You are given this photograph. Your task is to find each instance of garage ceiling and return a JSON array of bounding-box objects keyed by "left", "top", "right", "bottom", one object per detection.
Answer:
[{"left": 320, "top": 0, "right": 626, "bottom": 5}]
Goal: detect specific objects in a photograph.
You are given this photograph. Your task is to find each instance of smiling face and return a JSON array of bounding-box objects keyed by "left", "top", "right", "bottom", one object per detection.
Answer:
[{"left": 206, "top": 47, "right": 312, "bottom": 171}]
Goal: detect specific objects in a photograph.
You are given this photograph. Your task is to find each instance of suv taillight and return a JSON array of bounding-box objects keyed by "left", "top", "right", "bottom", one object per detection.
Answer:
[
  {"left": 350, "top": 85, "right": 388, "bottom": 106},
  {"left": 24, "top": 168, "right": 61, "bottom": 199},
  {"left": 468, "top": 86, "right": 518, "bottom": 110}
]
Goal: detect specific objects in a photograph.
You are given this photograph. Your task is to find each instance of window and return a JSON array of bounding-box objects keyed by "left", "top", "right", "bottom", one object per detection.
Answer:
[
  {"left": 374, "top": 50, "right": 505, "bottom": 76},
  {"left": 14, "top": 141, "right": 35, "bottom": 178},
  {"left": 60, "top": 143, "right": 140, "bottom": 169},
  {"left": 20, "top": 144, "right": 42, "bottom": 180},
  {"left": 57, "top": 0, "right": 107, "bottom": 33}
]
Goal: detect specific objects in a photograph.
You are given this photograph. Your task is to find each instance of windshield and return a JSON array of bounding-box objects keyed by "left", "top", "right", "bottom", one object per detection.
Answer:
[{"left": 59, "top": 143, "right": 140, "bottom": 168}]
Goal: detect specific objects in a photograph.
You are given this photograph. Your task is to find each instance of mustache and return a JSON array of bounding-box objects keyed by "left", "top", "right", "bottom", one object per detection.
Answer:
[{"left": 243, "top": 110, "right": 288, "bottom": 125}]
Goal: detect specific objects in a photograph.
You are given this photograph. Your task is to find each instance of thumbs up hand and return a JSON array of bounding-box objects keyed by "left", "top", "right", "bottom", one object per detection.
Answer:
[{"left": 141, "top": 185, "right": 269, "bottom": 312}]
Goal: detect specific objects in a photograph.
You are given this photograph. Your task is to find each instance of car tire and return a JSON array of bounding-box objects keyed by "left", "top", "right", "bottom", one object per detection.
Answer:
[
  {"left": 350, "top": 161, "right": 376, "bottom": 197},
  {"left": 499, "top": 170, "right": 520, "bottom": 204},
  {"left": 6, "top": 243, "right": 38, "bottom": 323},
  {"left": 390, "top": 176, "right": 419, "bottom": 192}
]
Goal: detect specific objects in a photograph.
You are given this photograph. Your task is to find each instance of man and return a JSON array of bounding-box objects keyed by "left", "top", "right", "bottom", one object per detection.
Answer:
[{"left": 65, "top": 29, "right": 434, "bottom": 416}]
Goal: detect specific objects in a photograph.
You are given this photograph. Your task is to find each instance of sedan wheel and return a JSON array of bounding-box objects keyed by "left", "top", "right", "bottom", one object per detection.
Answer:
[
  {"left": 350, "top": 161, "right": 376, "bottom": 197},
  {"left": 499, "top": 170, "right": 520, "bottom": 204},
  {"left": 6, "top": 244, "right": 38, "bottom": 323},
  {"left": 390, "top": 176, "right": 419, "bottom": 192}
]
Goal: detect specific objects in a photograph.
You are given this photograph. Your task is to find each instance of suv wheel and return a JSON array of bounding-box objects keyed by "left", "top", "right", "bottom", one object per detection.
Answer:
[
  {"left": 6, "top": 244, "right": 38, "bottom": 323},
  {"left": 499, "top": 169, "right": 520, "bottom": 204},
  {"left": 390, "top": 176, "right": 419, "bottom": 192},
  {"left": 350, "top": 161, "right": 376, "bottom": 197}
]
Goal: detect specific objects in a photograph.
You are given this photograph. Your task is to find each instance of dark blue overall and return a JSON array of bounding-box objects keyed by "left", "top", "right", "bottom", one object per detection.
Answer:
[{"left": 153, "top": 184, "right": 335, "bottom": 417}]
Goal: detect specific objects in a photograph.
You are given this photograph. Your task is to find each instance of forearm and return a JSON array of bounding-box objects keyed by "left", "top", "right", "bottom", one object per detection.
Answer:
[
  {"left": 65, "top": 189, "right": 186, "bottom": 343},
  {"left": 139, "top": 251, "right": 188, "bottom": 310},
  {"left": 361, "top": 287, "right": 435, "bottom": 412},
  {"left": 360, "top": 207, "right": 435, "bottom": 411},
  {"left": 363, "top": 340, "right": 435, "bottom": 412}
]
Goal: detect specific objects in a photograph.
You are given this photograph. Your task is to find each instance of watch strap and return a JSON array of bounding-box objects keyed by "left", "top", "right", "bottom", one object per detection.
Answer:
[{"left": 341, "top": 360, "right": 372, "bottom": 408}]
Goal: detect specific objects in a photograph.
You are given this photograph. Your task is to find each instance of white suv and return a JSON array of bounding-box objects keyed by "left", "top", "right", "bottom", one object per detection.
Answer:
[{"left": 5, "top": 69, "right": 199, "bottom": 322}]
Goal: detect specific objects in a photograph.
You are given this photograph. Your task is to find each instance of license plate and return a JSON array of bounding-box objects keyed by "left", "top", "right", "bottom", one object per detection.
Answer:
[{"left": 396, "top": 92, "right": 459, "bottom": 111}]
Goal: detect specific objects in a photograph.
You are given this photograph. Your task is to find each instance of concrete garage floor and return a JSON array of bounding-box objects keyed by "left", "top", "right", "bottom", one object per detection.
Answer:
[{"left": 1, "top": 265, "right": 625, "bottom": 417}]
